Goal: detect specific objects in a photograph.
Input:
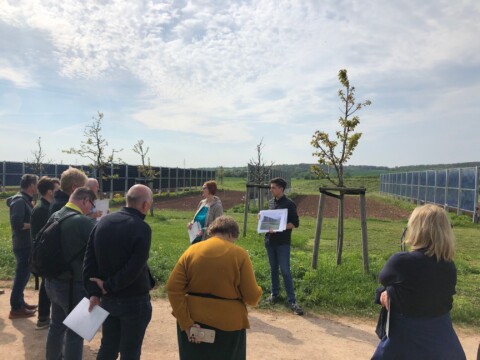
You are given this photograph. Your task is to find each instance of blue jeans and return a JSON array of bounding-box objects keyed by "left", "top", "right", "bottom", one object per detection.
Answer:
[
  {"left": 97, "top": 294, "right": 152, "bottom": 360},
  {"left": 265, "top": 243, "right": 296, "bottom": 303},
  {"left": 10, "top": 247, "right": 31, "bottom": 310},
  {"left": 45, "top": 279, "right": 86, "bottom": 360}
]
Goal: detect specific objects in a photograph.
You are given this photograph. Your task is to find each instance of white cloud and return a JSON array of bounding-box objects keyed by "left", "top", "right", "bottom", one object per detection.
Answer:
[
  {"left": 0, "top": 64, "right": 38, "bottom": 88},
  {"left": 1, "top": 0, "right": 480, "bottom": 166}
]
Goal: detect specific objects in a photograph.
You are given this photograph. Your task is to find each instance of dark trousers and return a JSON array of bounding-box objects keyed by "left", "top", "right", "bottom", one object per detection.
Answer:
[
  {"left": 177, "top": 322, "right": 246, "bottom": 360},
  {"left": 97, "top": 294, "right": 152, "bottom": 360},
  {"left": 10, "top": 247, "right": 31, "bottom": 310},
  {"left": 38, "top": 277, "right": 51, "bottom": 320},
  {"left": 45, "top": 279, "right": 86, "bottom": 360},
  {"left": 265, "top": 243, "right": 296, "bottom": 303}
]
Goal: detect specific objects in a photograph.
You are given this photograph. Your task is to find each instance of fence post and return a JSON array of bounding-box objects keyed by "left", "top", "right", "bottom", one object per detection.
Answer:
[{"left": 125, "top": 164, "right": 128, "bottom": 194}]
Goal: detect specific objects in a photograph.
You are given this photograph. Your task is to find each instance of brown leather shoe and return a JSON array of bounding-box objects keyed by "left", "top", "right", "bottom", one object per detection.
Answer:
[
  {"left": 24, "top": 302, "right": 38, "bottom": 310},
  {"left": 9, "top": 308, "right": 36, "bottom": 319}
]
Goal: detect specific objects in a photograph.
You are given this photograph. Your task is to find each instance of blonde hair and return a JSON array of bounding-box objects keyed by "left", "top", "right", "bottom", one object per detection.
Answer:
[
  {"left": 404, "top": 204, "right": 455, "bottom": 262},
  {"left": 60, "top": 167, "right": 88, "bottom": 194}
]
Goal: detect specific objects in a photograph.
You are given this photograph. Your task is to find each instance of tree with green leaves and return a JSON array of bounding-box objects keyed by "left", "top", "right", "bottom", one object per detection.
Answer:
[
  {"left": 133, "top": 139, "right": 159, "bottom": 216},
  {"left": 310, "top": 69, "right": 371, "bottom": 268},
  {"left": 63, "top": 112, "right": 122, "bottom": 197},
  {"left": 311, "top": 69, "right": 371, "bottom": 187}
]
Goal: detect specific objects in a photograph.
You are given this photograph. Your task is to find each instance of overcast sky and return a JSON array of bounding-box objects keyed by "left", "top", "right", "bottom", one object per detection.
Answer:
[{"left": 1, "top": 1, "right": 479, "bottom": 169}]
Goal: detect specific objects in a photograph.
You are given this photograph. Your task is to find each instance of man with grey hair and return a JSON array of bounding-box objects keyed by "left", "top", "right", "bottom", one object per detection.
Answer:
[
  {"left": 7, "top": 174, "right": 38, "bottom": 319},
  {"left": 84, "top": 184, "right": 155, "bottom": 360},
  {"left": 86, "top": 177, "right": 103, "bottom": 219},
  {"left": 45, "top": 187, "right": 96, "bottom": 360}
]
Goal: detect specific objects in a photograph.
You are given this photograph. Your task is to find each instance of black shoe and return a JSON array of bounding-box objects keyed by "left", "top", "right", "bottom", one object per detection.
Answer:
[
  {"left": 289, "top": 302, "right": 304, "bottom": 316},
  {"left": 264, "top": 294, "right": 279, "bottom": 305},
  {"left": 35, "top": 318, "right": 50, "bottom": 330}
]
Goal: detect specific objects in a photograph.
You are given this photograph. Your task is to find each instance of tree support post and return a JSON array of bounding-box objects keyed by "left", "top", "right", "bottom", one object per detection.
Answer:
[
  {"left": 360, "top": 193, "right": 369, "bottom": 273},
  {"left": 243, "top": 187, "right": 250, "bottom": 237},
  {"left": 336, "top": 192, "right": 344, "bottom": 265},
  {"left": 312, "top": 192, "right": 326, "bottom": 269}
]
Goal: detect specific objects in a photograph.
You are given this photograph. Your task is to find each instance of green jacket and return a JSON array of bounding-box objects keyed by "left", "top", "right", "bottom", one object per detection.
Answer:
[{"left": 52, "top": 206, "right": 95, "bottom": 282}]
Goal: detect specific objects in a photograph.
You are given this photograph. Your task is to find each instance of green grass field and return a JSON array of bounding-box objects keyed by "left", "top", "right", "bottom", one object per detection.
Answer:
[{"left": 1, "top": 178, "right": 479, "bottom": 329}]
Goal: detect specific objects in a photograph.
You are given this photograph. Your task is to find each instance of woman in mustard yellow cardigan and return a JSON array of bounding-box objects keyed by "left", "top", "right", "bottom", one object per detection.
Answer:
[{"left": 167, "top": 216, "right": 262, "bottom": 360}]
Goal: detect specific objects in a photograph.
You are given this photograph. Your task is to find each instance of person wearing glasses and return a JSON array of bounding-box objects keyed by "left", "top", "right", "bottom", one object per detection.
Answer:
[
  {"left": 187, "top": 180, "right": 223, "bottom": 244},
  {"left": 372, "top": 204, "right": 466, "bottom": 360},
  {"left": 45, "top": 187, "right": 97, "bottom": 360}
]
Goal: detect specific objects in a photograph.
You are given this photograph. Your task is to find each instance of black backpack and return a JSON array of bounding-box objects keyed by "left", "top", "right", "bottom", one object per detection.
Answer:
[{"left": 30, "top": 212, "right": 82, "bottom": 278}]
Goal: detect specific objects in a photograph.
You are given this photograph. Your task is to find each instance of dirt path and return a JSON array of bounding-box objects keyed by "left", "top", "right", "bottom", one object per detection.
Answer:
[{"left": 1, "top": 288, "right": 478, "bottom": 359}]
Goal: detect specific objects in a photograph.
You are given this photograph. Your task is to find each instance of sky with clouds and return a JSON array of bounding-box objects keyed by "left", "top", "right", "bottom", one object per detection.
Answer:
[{"left": 1, "top": 0, "right": 479, "bottom": 169}]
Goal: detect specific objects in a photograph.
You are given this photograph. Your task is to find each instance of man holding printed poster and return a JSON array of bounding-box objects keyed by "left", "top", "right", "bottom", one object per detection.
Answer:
[{"left": 263, "top": 177, "right": 304, "bottom": 315}]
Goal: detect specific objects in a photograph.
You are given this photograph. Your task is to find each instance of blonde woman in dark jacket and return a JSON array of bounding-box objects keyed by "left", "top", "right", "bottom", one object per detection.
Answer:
[{"left": 187, "top": 180, "right": 223, "bottom": 244}]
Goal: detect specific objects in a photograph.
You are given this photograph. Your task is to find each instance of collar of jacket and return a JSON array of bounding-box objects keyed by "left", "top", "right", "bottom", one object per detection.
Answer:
[{"left": 122, "top": 206, "right": 147, "bottom": 220}]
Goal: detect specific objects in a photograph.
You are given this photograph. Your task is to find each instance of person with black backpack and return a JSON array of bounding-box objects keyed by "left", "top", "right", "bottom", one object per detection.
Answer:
[
  {"left": 44, "top": 187, "right": 96, "bottom": 360},
  {"left": 7, "top": 174, "right": 38, "bottom": 319},
  {"left": 30, "top": 176, "right": 60, "bottom": 330}
]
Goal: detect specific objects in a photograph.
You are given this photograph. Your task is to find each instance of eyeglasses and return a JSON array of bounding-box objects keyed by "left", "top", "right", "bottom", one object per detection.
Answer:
[{"left": 86, "top": 199, "right": 95, "bottom": 208}]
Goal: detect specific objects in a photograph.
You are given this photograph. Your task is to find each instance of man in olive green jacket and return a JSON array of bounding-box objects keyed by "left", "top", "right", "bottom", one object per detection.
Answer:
[{"left": 45, "top": 187, "right": 96, "bottom": 360}]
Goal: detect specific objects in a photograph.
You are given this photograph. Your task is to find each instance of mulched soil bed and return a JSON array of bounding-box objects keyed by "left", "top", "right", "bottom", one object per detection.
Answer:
[{"left": 154, "top": 190, "right": 410, "bottom": 221}]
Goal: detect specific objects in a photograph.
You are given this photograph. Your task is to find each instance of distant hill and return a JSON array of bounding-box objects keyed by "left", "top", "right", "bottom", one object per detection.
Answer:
[{"left": 212, "top": 162, "right": 480, "bottom": 179}]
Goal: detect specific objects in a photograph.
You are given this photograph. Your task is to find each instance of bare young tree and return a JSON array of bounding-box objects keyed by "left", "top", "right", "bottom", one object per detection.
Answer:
[
  {"left": 249, "top": 138, "right": 274, "bottom": 185},
  {"left": 26, "top": 137, "right": 50, "bottom": 175},
  {"left": 133, "top": 139, "right": 159, "bottom": 216},
  {"left": 63, "top": 111, "right": 123, "bottom": 196},
  {"left": 311, "top": 69, "right": 371, "bottom": 187}
]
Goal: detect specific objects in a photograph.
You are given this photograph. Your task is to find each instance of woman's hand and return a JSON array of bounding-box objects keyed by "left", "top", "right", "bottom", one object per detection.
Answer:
[
  {"left": 380, "top": 290, "right": 390, "bottom": 311},
  {"left": 187, "top": 222, "right": 193, "bottom": 230},
  {"left": 186, "top": 324, "right": 201, "bottom": 344}
]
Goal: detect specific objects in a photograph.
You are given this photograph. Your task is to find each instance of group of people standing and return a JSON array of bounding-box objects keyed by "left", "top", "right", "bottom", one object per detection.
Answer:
[
  {"left": 7, "top": 168, "right": 155, "bottom": 359},
  {"left": 6, "top": 169, "right": 468, "bottom": 360}
]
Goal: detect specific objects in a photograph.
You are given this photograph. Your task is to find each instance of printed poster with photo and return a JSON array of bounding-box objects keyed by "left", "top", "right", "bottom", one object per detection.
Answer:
[{"left": 257, "top": 209, "right": 288, "bottom": 233}]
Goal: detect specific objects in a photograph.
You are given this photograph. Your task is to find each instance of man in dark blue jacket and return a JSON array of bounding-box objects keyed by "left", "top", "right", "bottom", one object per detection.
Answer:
[
  {"left": 84, "top": 184, "right": 155, "bottom": 360},
  {"left": 7, "top": 174, "right": 38, "bottom": 319}
]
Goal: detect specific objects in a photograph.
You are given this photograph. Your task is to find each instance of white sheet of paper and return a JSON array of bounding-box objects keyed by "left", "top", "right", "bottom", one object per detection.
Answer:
[
  {"left": 188, "top": 221, "right": 202, "bottom": 243},
  {"left": 257, "top": 209, "right": 288, "bottom": 233},
  {"left": 63, "top": 297, "right": 109, "bottom": 342},
  {"left": 94, "top": 199, "right": 110, "bottom": 221}
]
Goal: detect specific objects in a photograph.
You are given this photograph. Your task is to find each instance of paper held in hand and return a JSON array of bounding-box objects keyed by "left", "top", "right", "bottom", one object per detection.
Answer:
[
  {"left": 63, "top": 297, "right": 109, "bottom": 342},
  {"left": 94, "top": 199, "right": 109, "bottom": 221},
  {"left": 257, "top": 209, "right": 288, "bottom": 233},
  {"left": 188, "top": 221, "right": 202, "bottom": 243}
]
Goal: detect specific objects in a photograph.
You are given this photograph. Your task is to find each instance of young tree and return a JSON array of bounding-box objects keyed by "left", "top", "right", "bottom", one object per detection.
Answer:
[
  {"left": 311, "top": 69, "right": 371, "bottom": 187},
  {"left": 133, "top": 139, "right": 159, "bottom": 216},
  {"left": 310, "top": 69, "right": 371, "bottom": 267},
  {"left": 26, "top": 137, "right": 50, "bottom": 175},
  {"left": 63, "top": 112, "right": 123, "bottom": 197},
  {"left": 248, "top": 138, "right": 274, "bottom": 185}
]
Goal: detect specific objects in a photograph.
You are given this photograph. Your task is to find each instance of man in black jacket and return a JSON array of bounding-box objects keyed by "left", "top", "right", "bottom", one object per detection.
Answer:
[
  {"left": 7, "top": 174, "right": 38, "bottom": 319},
  {"left": 264, "top": 177, "right": 304, "bottom": 315},
  {"left": 84, "top": 184, "right": 155, "bottom": 360},
  {"left": 30, "top": 176, "right": 60, "bottom": 329}
]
